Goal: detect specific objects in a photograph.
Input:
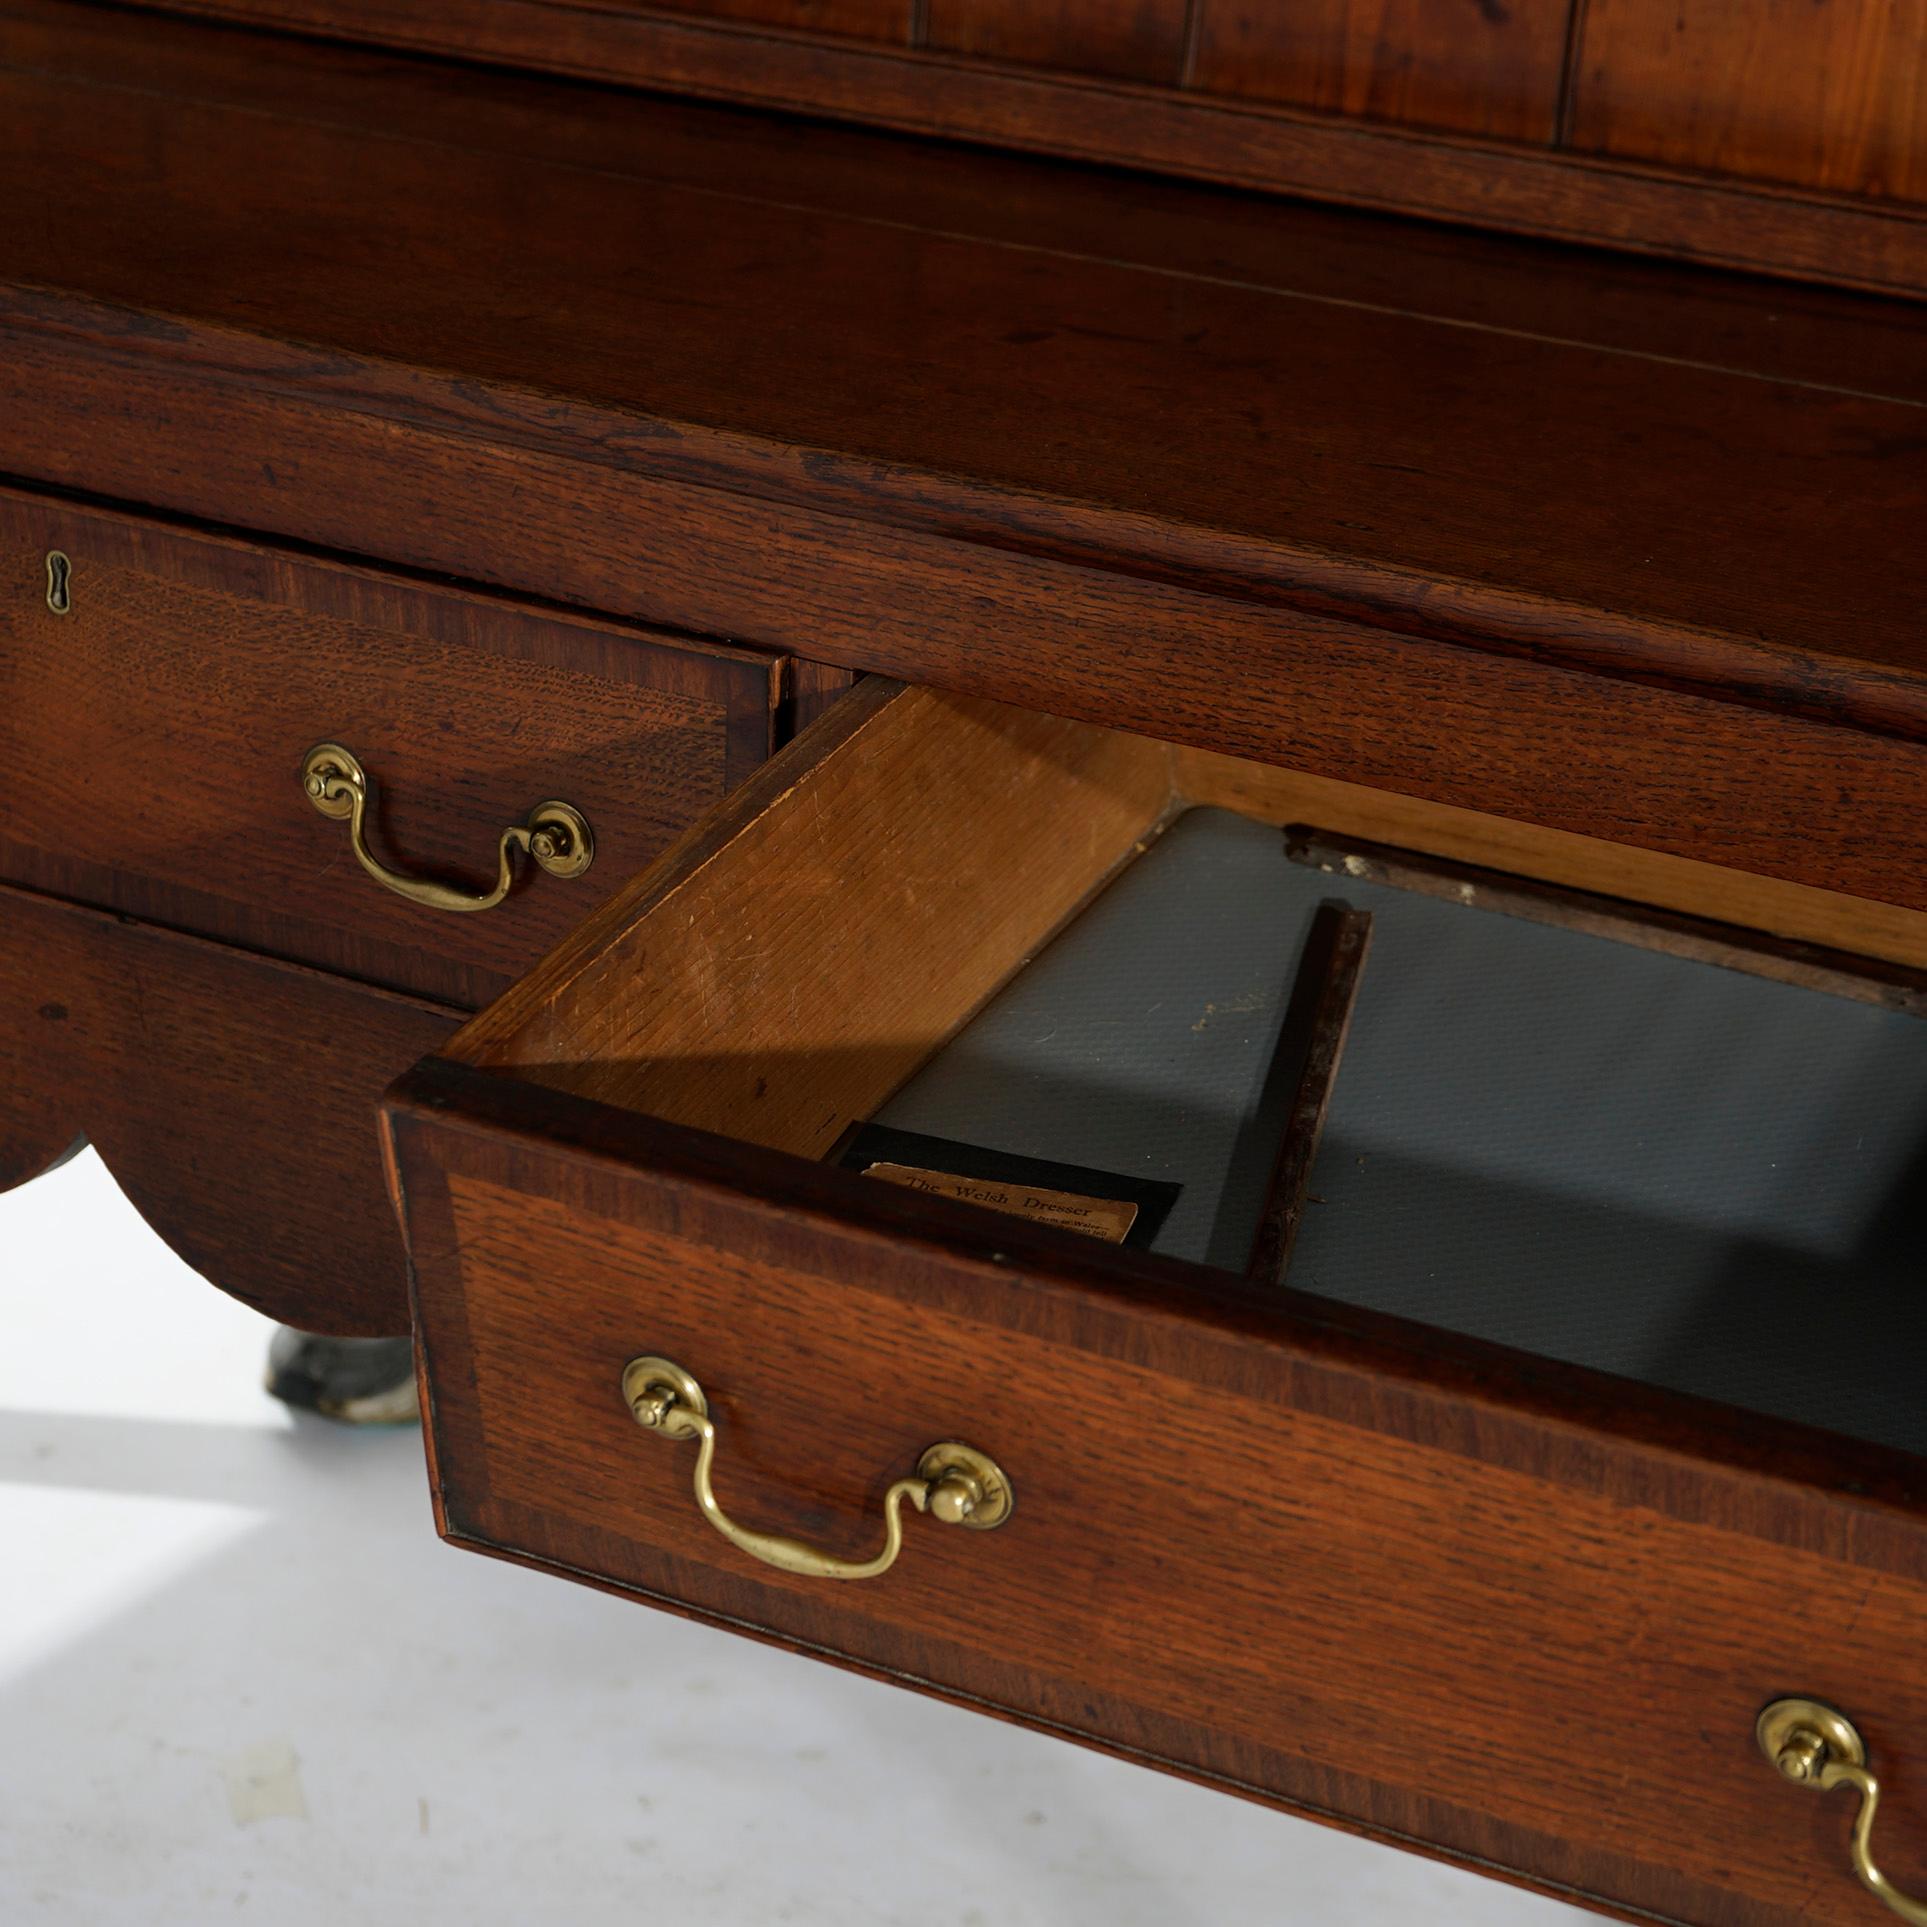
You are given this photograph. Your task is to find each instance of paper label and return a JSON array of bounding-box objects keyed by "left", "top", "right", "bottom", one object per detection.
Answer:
[{"left": 859, "top": 1161, "right": 1140, "bottom": 1243}]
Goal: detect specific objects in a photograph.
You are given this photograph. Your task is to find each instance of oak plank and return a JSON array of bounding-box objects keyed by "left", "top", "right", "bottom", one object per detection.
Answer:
[
  {"left": 1573, "top": 0, "right": 1927, "bottom": 203},
  {"left": 1192, "top": 0, "right": 1574, "bottom": 144}
]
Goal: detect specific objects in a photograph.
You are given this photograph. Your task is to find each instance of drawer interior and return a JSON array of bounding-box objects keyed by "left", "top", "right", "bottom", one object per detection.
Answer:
[{"left": 451, "top": 680, "right": 1927, "bottom": 1460}]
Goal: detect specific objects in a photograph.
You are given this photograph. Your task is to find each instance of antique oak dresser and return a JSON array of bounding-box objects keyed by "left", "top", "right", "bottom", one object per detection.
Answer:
[{"left": 4, "top": 1, "right": 1925, "bottom": 1920}]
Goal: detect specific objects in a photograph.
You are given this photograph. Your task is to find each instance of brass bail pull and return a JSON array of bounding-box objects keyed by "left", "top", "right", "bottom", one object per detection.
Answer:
[
  {"left": 1758, "top": 1699, "right": 1927, "bottom": 1924},
  {"left": 621, "top": 1356, "right": 1013, "bottom": 1582},
  {"left": 301, "top": 742, "right": 593, "bottom": 914}
]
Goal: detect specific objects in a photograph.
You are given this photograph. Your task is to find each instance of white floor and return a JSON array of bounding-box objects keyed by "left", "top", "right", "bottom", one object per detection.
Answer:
[{"left": 1, "top": 1150, "right": 1601, "bottom": 1926}]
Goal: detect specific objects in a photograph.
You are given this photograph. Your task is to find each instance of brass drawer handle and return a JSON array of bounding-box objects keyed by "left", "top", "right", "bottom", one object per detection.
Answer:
[
  {"left": 301, "top": 742, "right": 593, "bottom": 914},
  {"left": 621, "top": 1356, "right": 1013, "bottom": 1581},
  {"left": 1759, "top": 1699, "right": 1927, "bottom": 1924}
]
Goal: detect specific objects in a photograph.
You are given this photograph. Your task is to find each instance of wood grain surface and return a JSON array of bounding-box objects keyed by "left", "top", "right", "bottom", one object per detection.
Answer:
[
  {"left": 1191, "top": 0, "right": 1573, "bottom": 143},
  {"left": 2, "top": 882, "right": 458, "bottom": 1332},
  {"left": 1245, "top": 898, "right": 1372, "bottom": 1286},
  {"left": 7, "top": 2, "right": 1914, "bottom": 1908},
  {"left": 386, "top": 1059, "right": 1927, "bottom": 1926},
  {"left": 386, "top": 674, "right": 1927, "bottom": 1913},
  {"left": 7, "top": 0, "right": 1923, "bottom": 705},
  {"left": 1572, "top": 0, "right": 1927, "bottom": 202},
  {"left": 0, "top": 488, "right": 781, "bottom": 1008},
  {"left": 651, "top": 0, "right": 909, "bottom": 33},
  {"left": 1283, "top": 828, "right": 1927, "bottom": 1012},
  {"left": 449, "top": 683, "right": 1927, "bottom": 1212},
  {"left": 923, "top": 0, "right": 1189, "bottom": 83},
  {"left": 1169, "top": 744, "right": 1927, "bottom": 970},
  {"left": 3, "top": 8, "right": 1925, "bottom": 920},
  {"left": 456, "top": 682, "right": 1174, "bottom": 1143},
  {"left": 126, "top": 0, "right": 1927, "bottom": 292}
]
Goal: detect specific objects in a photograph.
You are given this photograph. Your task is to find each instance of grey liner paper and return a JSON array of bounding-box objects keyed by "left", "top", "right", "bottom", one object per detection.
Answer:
[{"left": 872, "top": 808, "right": 1927, "bottom": 1459}]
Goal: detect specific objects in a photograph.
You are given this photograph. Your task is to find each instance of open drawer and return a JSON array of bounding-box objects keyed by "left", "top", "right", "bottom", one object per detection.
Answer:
[{"left": 384, "top": 681, "right": 1927, "bottom": 1927}]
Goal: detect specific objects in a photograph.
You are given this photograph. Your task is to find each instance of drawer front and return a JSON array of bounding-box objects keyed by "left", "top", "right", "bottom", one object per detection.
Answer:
[
  {"left": 388, "top": 681, "right": 1927, "bottom": 1923},
  {"left": 389, "top": 1066, "right": 1927, "bottom": 1927},
  {"left": 0, "top": 488, "right": 783, "bottom": 1007}
]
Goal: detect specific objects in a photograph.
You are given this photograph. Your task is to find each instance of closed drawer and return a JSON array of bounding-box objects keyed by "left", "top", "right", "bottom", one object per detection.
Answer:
[
  {"left": 0, "top": 486, "right": 784, "bottom": 1007},
  {"left": 385, "top": 680, "right": 1927, "bottom": 1925}
]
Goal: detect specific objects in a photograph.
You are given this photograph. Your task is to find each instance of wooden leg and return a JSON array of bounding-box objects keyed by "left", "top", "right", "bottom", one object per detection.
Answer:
[{"left": 0, "top": 882, "right": 463, "bottom": 1334}]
